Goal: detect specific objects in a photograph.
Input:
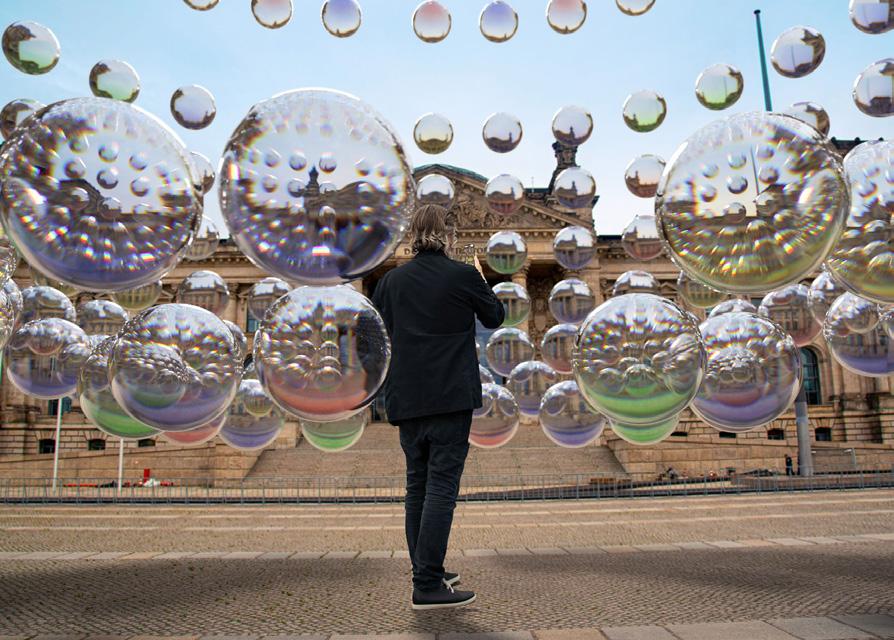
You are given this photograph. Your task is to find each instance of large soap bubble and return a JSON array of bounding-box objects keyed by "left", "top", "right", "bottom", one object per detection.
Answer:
[
  {"left": 541, "top": 323, "right": 578, "bottom": 374},
  {"left": 190, "top": 151, "right": 216, "bottom": 194},
  {"left": 547, "top": 0, "right": 587, "bottom": 34},
  {"left": 616, "top": 0, "right": 655, "bottom": 16},
  {"left": 6, "top": 318, "right": 92, "bottom": 399},
  {"left": 483, "top": 112, "right": 523, "bottom": 153},
  {"left": 553, "top": 226, "right": 595, "bottom": 271},
  {"left": 552, "top": 106, "right": 593, "bottom": 146},
  {"left": 850, "top": 0, "right": 893, "bottom": 34},
  {"left": 783, "top": 102, "right": 830, "bottom": 137},
  {"left": 553, "top": 167, "right": 596, "bottom": 210},
  {"left": 248, "top": 277, "right": 292, "bottom": 321},
  {"left": 2, "top": 21, "right": 60, "bottom": 75},
  {"left": 622, "top": 90, "right": 666, "bottom": 132},
  {"left": 175, "top": 270, "right": 229, "bottom": 316},
  {"left": 183, "top": 217, "right": 221, "bottom": 262},
  {"left": 824, "top": 293, "right": 894, "bottom": 377},
  {"left": 508, "top": 360, "right": 558, "bottom": 415},
  {"left": 825, "top": 141, "right": 894, "bottom": 303},
  {"left": 110, "top": 303, "right": 242, "bottom": 431},
  {"left": 486, "top": 327, "right": 534, "bottom": 377},
  {"left": 493, "top": 282, "right": 530, "bottom": 327},
  {"left": 759, "top": 284, "right": 820, "bottom": 347},
  {"left": 708, "top": 298, "right": 757, "bottom": 318},
  {"left": 621, "top": 214, "right": 662, "bottom": 261},
  {"left": 693, "top": 312, "right": 801, "bottom": 432},
  {"left": 413, "top": 1, "right": 451, "bottom": 42},
  {"left": 113, "top": 280, "right": 163, "bottom": 313},
  {"left": 77, "top": 300, "right": 128, "bottom": 335},
  {"left": 485, "top": 174, "right": 525, "bottom": 215},
  {"left": 89, "top": 60, "right": 140, "bottom": 102},
  {"left": 853, "top": 59, "right": 894, "bottom": 117},
  {"left": 611, "top": 414, "right": 679, "bottom": 446},
  {"left": 485, "top": 231, "right": 527, "bottom": 274},
  {"left": 480, "top": 1, "right": 518, "bottom": 42},
  {"left": 416, "top": 174, "right": 455, "bottom": 209},
  {"left": 479, "top": 365, "right": 494, "bottom": 384},
  {"left": 413, "top": 113, "right": 453, "bottom": 154},
  {"left": 170, "top": 85, "right": 216, "bottom": 130},
  {"left": 21, "top": 286, "right": 76, "bottom": 324},
  {"left": 807, "top": 269, "right": 844, "bottom": 321},
  {"left": 677, "top": 271, "right": 725, "bottom": 309},
  {"left": 612, "top": 270, "right": 660, "bottom": 297},
  {"left": 540, "top": 380, "right": 605, "bottom": 448},
  {"left": 471, "top": 383, "right": 519, "bottom": 448},
  {"left": 573, "top": 294, "right": 706, "bottom": 427},
  {"left": 219, "top": 379, "right": 284, "bottom": 450},
  {"left": 321, "top": 0, "right": 362, "bottom": 37},
  {"left": 301, "top": 410, "right": 367, "bottom": 452},
  {"left": 255, "top": 286, "right": 390, "bottom": 422},
  {"left": 252, "top": 0, "right": 293, "bottom": 28},
  {"left": 0, "top": 98, "right": 43, "bottom": 139},
  {"left": 771, "top": 26, "right": 825, "bottom": 78},
  {"left": 0, "top": 97, "right": 200, "bottom": 292},
  {"left": 655, "top": 112, "right": 849, "bottom": 294},
  {"left": 219, "top": 89, "right": 414, "bottom": 285},
  {"left": 549, "top": 278, "right": 595, "bottom": 324},
  {"left": 624, "top": 154, "right": 665, "bottom": 198},
  {"left": 3, "top": 279, "right": 23, "bottom": 321},
  {"left": 695, "top": 64, "right": 744, "bottom": 111}
]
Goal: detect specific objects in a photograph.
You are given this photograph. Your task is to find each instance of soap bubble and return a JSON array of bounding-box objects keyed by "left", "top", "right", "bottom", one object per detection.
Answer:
[
  {"left": 0, "top": 290, "right": 17, "bottom": 350},
  {"left": 849, "top": 0, "right": 893, "bottom": 34},
  {"left": 573, "top": 293, "right": 706, "bottom": 426},
  {"left": 0, "top": 98, "right": 43, "bottom": 139},
  {"left": 695, "top": 63, "right": 744, "bottom": 111},
  {"left": 6, "top": 318, "right": 92, "bottom": 399},
  {"left": 783, "top": 102, "right": 830, "bottom": 136},
  {"left": 113, "top": 280, "right": 163, "bottom": 313},
  {"left": 539, "top": 380, "right": 605, "bottom": 447},
  {"left": 480, "top": 365, "right": 494, "bottom": 384},
  {"left": 0, "top": 236, "right": 18, "bottom": 286},
  {"left": 621, "top": 214, "right": 662, "bottom": 261},
  {"left": 189, "top": 151, "right": 216, "bottom": 194},
  {"left": 553, "top": 167, "right": 596, "bottom": 210},
  {"left": 825, "top": 141, "right": 894, "bottom": 302},
  {"left": 170, "top": 85, "right": 216, "bottom": 130},
  {"left": 622, "top": 90, "right": 666, "bottom": 132},
  {"left": 549, "top": 278, "right": 595, "bottom": 324},
  {"left": 3, "top": 279, "right": 22, "bottom": 321},
  {"left": 482, "top": 112, "right": 523, "bottom": 153},
  {"left": 615, "top": 0, "right": 655, "bottom": 16},
  {"left": 486, "top": 327, "right": 534, "bottom": 376},
  {"left": 255, "top": 286, "right": 390, "bottom": 421},
  {"left": 0, "top": 97, "right": 201, "bottom": 292},
  {"left": 321, "top": 0, "right": 362, "bottom": 37},
  {"left": 184, "top": 217, "right": 221, "bottom": 261},
  {"left": 21, "top": 286, "right": 76, "bottom": 323},
  {"left": 413, "top": 1, "right": 451, "bottom": 42},
  {"left": 184, "top": 0, "right": 220, "bottom": 9},
  {"left": 546, "top": 0, "right": 587, "bottom": 34},
  {"left": 219, "top": 379, "right": 284, "bottom": 450},
  {"left": 493, "top": 282, "right": 531, "bottom": 327},
  {"left": 611, "top": 415, "right": 679, "bottom": 446},
  {"left": 77, "top": 300, "right": 128, "bottom": 335},
  {"left": 694, "top": 311, "right": 801, "bottom": 432},
  {"left": 416, "top": 174, "right": 455, "bottom": 209},
  {"left": 655, "top": 112, "right": 849, "bottom": 294},
  {"left": 248, "top": 277, "right": 292, "bottom": 321},
  {"left": 807, "top": 269, "right": 844, "bottom": 321},
  {"left": 551, "top": 106, "right": 593, "bottom": 146},
  {"left": 224, "top": 320, "right": 247, "bottom": 360},
  {"left": 479, "top": 1, "right": 518, "bottom": 43},
  {"left": 89, "top": 60, "right": 140, "bottom": 102},
  {"left": 301, "top": 410, "right": 367, "bottom": 451},
  {"left": 553, "top": 226, "right": 595, "bottom": 271},
  {"left": 612, "top": 270, "right": 660, "bottom": 297},
  {"left": 853, "top": 59, "right": 894, "bottom": 117},
  {"left": 161, "top": 415, "right": 226, "bottom": 446},
  {"left": 508, "top": 360, "right": 558, "bottom": 415},
  {"left": 219, "top": 89, "right": 414, "bottom": 285},
  {"left": 708, "top": 299, "right": 757, "bottom": 318},
  {"left": 541, "top": 323, "right": 578, "bottom": 374},
  {"left": 175, "top": 270, "right": 229, "bottom": 316},
  {"left": 485, "top": 231, "right": 527, "bottom": 274},
  {"left": 252, "top": 0, "right": 292, "bottom": 28},
  {"left": 29, "top": 269, "right": 77, "bottom": 297},
  {"left": 78, "top": 337, "right": 159, "bottom": 440},
  {"left": 110, "top": 303, "right": 242, "bottom": 431},
  {"left": 471, "top": 383, "right": 519, "bottom": 448},
  {"left": 758, "top": 284, "right": 820, "bottom": 347},
  {"left": 771, "top": 26, "right": 825, "bottom": 78},
  {"left": 624, "top": 154, "right": 665, "bottom": 198},
  {"left": 2, "top": 21, "right": 60, "bottom": 75},
  {"left": 677, "top": 271, "right": 724, "bottom": 309},
  {"left": 414, "top": 113, "right": 453, "bottom": 154},
  {"left": 824, "top": 293, "right": 894, "bottom": 376},
  {"left": 485, "top": 174, "right": 525, "bottom": 216}
]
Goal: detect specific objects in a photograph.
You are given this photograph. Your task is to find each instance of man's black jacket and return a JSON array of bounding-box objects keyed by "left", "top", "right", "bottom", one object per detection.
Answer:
[{"left": 371, "top": 249, "right": 505, "bottom": 423}]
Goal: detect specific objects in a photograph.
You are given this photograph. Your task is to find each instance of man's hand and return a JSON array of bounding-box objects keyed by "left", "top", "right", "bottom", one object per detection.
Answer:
[{"left": 473, "top": 254, "right": 486, "bottom": 280}]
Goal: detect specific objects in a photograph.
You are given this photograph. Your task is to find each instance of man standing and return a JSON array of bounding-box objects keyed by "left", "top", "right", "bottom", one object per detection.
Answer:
[{"left": 372, "top": 205, "right": 505, "bottom": 610}]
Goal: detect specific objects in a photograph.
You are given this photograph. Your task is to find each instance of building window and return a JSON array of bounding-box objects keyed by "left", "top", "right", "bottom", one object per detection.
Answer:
[
  {"left": 815, "top": 427, "right": 832, "bottom": 442},
  {"left": 767, "top": 428, "right": 785, "bottom": 440},
  {"left": 719, "top": 432, "right": 736, "bottom": 439},
  {"left": 87, "top": 439, "right": 106, "bottom": 451},
  {"left": 47, "top": 397, "right": 72, "bottom": 416},
  {"left": 38, "top": 439, "right": 55, "bottom": 454},
  {"left": 137, "top": 438, "right": 156, "bottom": 447},
  {"left": 246, "top": 312, "right": 260, "bottom": 334},
  {"left": 800, "top": 348, "right": 821, "bottom": 405},
  {"left": 671, "top": 431, "right": 688, "bottom": 437}
]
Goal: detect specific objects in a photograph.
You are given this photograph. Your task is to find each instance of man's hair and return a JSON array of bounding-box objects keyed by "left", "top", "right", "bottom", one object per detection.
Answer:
[{"left": 409, "top": 204, "right": 450, "bottom": 254}]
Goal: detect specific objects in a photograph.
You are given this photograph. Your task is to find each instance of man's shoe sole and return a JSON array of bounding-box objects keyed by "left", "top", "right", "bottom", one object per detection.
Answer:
[{"left": 411, "top": 594, "right": 476, "bottom": 610}]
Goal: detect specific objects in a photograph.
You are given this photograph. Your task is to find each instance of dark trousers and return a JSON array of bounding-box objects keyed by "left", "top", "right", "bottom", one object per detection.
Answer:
[{"left": 397, "top": 409, "right": 472, "bottom": 592}]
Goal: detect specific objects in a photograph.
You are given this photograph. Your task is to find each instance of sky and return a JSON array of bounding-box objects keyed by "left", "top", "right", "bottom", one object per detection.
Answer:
[{"left": 0, "top": 0, "right": 891, "bottom": 235}]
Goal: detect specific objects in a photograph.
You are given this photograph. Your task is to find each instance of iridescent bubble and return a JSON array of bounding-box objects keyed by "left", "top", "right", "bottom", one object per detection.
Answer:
[
  {"left": 621, "top": 214, "right": 662, "bottom": 261},
  {"left": 255, "top": 286, "right": 389, "bottom": 421},
  {"left": 113, "top": 280, "right": 163, "bottom": 313},
  {"left": 677, "top": 271, "right": 725, "bottom": 309},
  {"left": 184, "top": 217, "right": 221, "bottom": 261},
  {"left": 252, "top": 0, "right": 293, "bottom": 28},
  {"left": 485, "top": 231, "right": 527, "bottom": 275},
  {"left": 808, "top": 269, "right": 844, "bottom": 321},
  {"left": 21, "top": 286, "right": 76, "bottom": 323},
  {"left": 416, "top": 174, "right": 455, "bottom": 209},
  {"left": 219, "top": 379, "right": 284, "bottom": 450},
  {"left": 482, "top": 112, "right": 523, "bottom": 153},
  {"left": 541, "top": 323, "right": 578, "bottom": 374},
  {"left": 551, "top": 106, "right": 593, "bottom": 146},
  {"left": 695, "top": 64, "right": 744, "bottom": 111},
  {"left": 6, "top": 318, "right": 92, "bottom": 399},
  {"left": 849, "top": 0, "right": 894, "bottom": 34},
  {"left": 623, "top": 90, "right": 666, "bottom": 132},
  {"left": 758, "top": 284, "right": 820, "bottom": 347},
  {"left": 486, "top": 327, "right": 534, "bottom": 376},
  {"left": 3, "top": 279, "right": 23, "bottom": 322},
  {"left": 77, "top": 300, "right": 128, "bottom": 336},
  {"left": 479, "top": 365, "right": 494, "bottom": 385},
  {"left": 771, "top": 26, "right": 825, "bottom": 78},
  {"left": 89, "top": 60, "right": 140, "bottom": 102},
  {"left": 470, "top": 383, "right": 519, "bottom": 448},
  {"left": 0, "top": 98, "right": 43, "bottom": 139},
  {"left": 655, "top": 112, "right": 849, "bottom": 294},
  {"left": 29, "top": 269, "right": 77, "bottom": 297},
  {"left": 189, "top": 151, "right": 216, "bottom": 194},
  {"left": 553, "top": 167, "right": 596, "bottom": 210},
  {"left": 493, "top": 282, "right": 531, "bottom": 327},
  {"left": 612, "top": 270, "right": 660, "bottom": 297},
  {"left": 170, "top": 85, "right": 216, "bottom": 130},
  {"left": 109, "top": 303, "right": 242, "bottom": 431},
  {"left": 553, "top": 226, "right": 595, "bottom": 271},
  {"left": 161, "top": 415, "right": 226, "bottom": 446},
  {"left": 783, "top": 102, "right": 830, "bottom": 136},
  {"left": 2, "top": 21, "right": 60, "bottom": 75},
  {"left": 485, "top": 174, "right": 525, "bottom": 216},
  {"left": 508, "top": 360, "right": 557, "bottom": 415},
  {"left": 824, "top": 292, "right": 894, "bottom": 376},
  {"left": 0, "top": 97, "right": 200, "bottom": 291},
  {"left": 624, "top": 154, "right": 665, "bottom": 198},
  {"left": 546, "top": 0, "right": 587, "bottom": 34},
  {"left": 175, "top": 270, "right": 229, "bottom": 316},
  {"left": 184, "top": 0, "right": 220, "bottom": 9},
  {"left": 248, "top": 277, "right": 292, "bottom": 321},
  {"left": 549, "top": 278, "right": 595, "bottom": 324},
  {"left": 540, "top": 380, "right": 605, "bottom": 448},
  {"left": 322, "top": 0, "right": 362, "bottom": 37},
  {"left": 413, "top": 113, "right": 453, "bottom": 154},
  {"left": 0, "top": 290, "right": 18, "bottom": 350},
  {"left": 224, "top": 320, "right": 247, "bottom": 360},
  {"left": 573, "top": 293, "right": 706, "bottom": 426},
  {"left": 853, "top": 59, "right": 894, "bottom": 118},
  {"left": 708, "top": 298, "right": 757, "bottom": 318},
  {"left": 301, "top": 410, "right": 367, "bottom": 451},
  {"left": 78, "top": 337, "right": 159, "bottom": 440},
  {"left": 479, "top": 1, "right": 518, "bottom": 43},
  {"left": 611, "top": 414, "right": 679, "bottom": 446},
  {"left": 220, "top": 89, "right": 414, "bottom": 285},
  {"left": 413, "top": 1, "right": 452, "bottom": 42},
  {"left": 0, "top": 233, "right": 19, "bottom": 286},
  {"left": 694, "top": 312, "right": 801, "bottom": 432},
  {"left": 615, "top": 0, "right": 655, "bottom": 16}
]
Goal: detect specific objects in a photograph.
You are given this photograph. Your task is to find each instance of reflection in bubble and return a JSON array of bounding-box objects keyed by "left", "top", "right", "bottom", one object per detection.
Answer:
[
  {"left": 485, "top": 174, "right": 525, "bottom": 216},
  {"left": 252, "top": 0, "right": 293, "bottom": 28},
  {"left": 184, "top": 217, "right": 221, "bottom": 262},
  {"left": 759, "top": 284, "right": 820, "bottom": 347},
  {"left": 485, "top": 231, "right": 527, "bottom": 275},
  {"left": 2, "top": 21, "right": 60, "bottom": 75},
  {"left": 480, "top": 1, "right": 519, "bottom": 43},
  {"left": 611, "top": 414, "right": 679, "bottom": 445},
  {"left": 113, "top": 281, "right": 163, "bottom": 313},
  {"left": 509, "top": 360, "right": 557, "bottom": 415},
  {"left": 807, "top": 270, "right": 844, "bottom": 322},
  {"left": 553, "top": 167, "right": 596, "bottom": 210},
  {"left": 622, "top": 90, "right": 666, "bottom": 132},
  {"left": 695, "top": 64, "right": 744, "bottom": 111},
  {"left": 0, "top": 98, "right": 43, "bottom": 139},
  {"left": 161, "top": 415, "right": 226, "bottom": 446},
  {"left": 615, "top": 0, "right": 655, "bottom": 16},
  {"left": 486, "top": 327, "right": 534, "bottom": 377},
  {"left": 770, "top": 26, "right": 825, "bottom": 78},
  {"left": 416, "top": 174, "right": 455, "bottom": 209},
  {"left": 551, "top": 106, "right": 593, "bottom": 146},
  {"left": 824, "top": 292, "right": 894, "bottom": 377},
  {"left": 322, "top": 0, "right": 362, "bottom": 37},
  {"left": 248, "top": 277, "right": 292, "bottom": 321},
  {"left": 708, "top": 299, "right": 757, "bottom": 318},
  {"left": 6, "top": 318, "right": 92, "bottom": 399},
  {"left": 301, "top": 410, "right": 367, "bottom": 451},
  {"left": 0, "top": 290, "right": 17, "bottom": 350},
  {"left": 549, "top": 278, "right": 595, "bottom": 324},
  {"left": 783, "top": 102, "right": 830, "bottom": 136},
  {"left": 621, "top": 214, "right": 662, "bottom": 261},
  {"left": 849, "top": 0, "right": 893, "bottom": 34},
  {"left": 21, "top": 286, "right": 76, "bottom": 324},
  {"left": 171, "top": 85, "right": 216, "bottom": 130},
  {"left": 189, "top": 151, "right": 216, "bottom": 195},
  {"left": 224, "top": 320, "right": 247, "bottom": 360},
  {"left": 482, "top": 112, "right": 523, "bottom": 153},
  {"left": 184, "top": 0, "right": 220, "bottom": 9},
  {"left": 414, "top": 113, "right": 453, "bottom": 154},
  {"left": 493, "top": 282, "right": 530, "bottom": 327},
  {"left": 547, "top": 0, "right": 587, "bottom": 34},
  {"left": 175, "top": 270, "right": 229, "bottom": 316},
  {"left": 77, "top": 300, "right": 128, "bottom": 336},
  {"left": 612, "top": 270, "right": 660, "bottom": 297},
  {"left": 853, "top": 59, "right": 894, "bottom": 117},
  {"left": 541, "top": 323, "right": 579, "bottom": 374},
  {"left": 677, "top": 271, "right": 725, "bottom": 310},
  {"left": 413, "top": 1, "right": 451, "bottom": 42},
  {"left": 220, "top": 379, "right": 284, "bottom": 450},
  {"left": 471, "top": 383, "right": 519, "bottom": 448},
  {"left": 624, "top": 154, "right": 665, "bottom": 198},
  {"left": 553, "top": 226, "right": 595, "bottom": 271},
  {"left": 89, "top": 60, "right": 140, "bottom": 102}
]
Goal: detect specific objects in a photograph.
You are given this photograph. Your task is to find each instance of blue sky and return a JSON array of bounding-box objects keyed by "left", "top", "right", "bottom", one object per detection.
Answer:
[{"left": 1, "top": 0, "right": 891, "bottom": 234}]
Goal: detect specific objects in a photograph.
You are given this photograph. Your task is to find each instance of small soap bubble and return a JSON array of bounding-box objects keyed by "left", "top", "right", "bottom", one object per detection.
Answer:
[
  {"left": 0, "top": 98, "right": 43, "bottom": 139},
  {"left": 6, "top": 318, "right": 92, "bottom": 399},
  {"left": 21, "top": 286, "right": 76, "bottom": 324},
  {"left": 224, "top": 320, "right": 247, "bottom": 360},
  {"left": 853, "top": 59, "right": 894, "bottom": 117},
  {"left": 479, "top": 1, "right": 519, "bottom": 43},
  {"left": 189, "top": 151, "right": 216, "bottom": 194},
  {"left": 509, "top": 360, "right": 558, "bottom": 416},
  {"left": 322, "top": 0, "right": 362, "bottom": 37},
  {"left": 416, "top": 174, "right": 455, "bottom": 209},
  {"left": 621, "top": 214, "right": 663, "bottom": 261},
  {"left": 89, "top": 59, "right": 140, "bottom": 102},
  {"left": 807, "top": 269, "right": 844, "bottom": 321},
  {"left": 252, "top": 0, "right": 293, "bottom": 28},
  {"left": 301, "top": 410, "right": 367, "bottom": 452},
  {"left": 622, "top": 90, "right": 666, "bottom": 132},
  {"left": 549, "top": 278, "right": 595, "bottom": 324},
  {"left": 759, "top": 284, "right": 820, "bottom": 347},
  {"left": 220, "top": 379, "right": 284, "bottom": 450},
  {"left": 485, "top": 231, "right": 527, "bottom": 275},
  {"left": 175, "top": 270, "right": 229, "bottom": 316},
  {"left": 708, "top": 298, "right": 757, "bottom": 318},
  {"left": 184, "top": 0, "right": 220, "bottom": 9},
  {"left": 414, "top": 113, "right": 453, "bottom": 154},
  {"left": 413, "top": 1, "right": 451, "bottom": 42},
  {"left": 551, "top": 106, "right": 593, "bottom": 146},
  {"left": 624, "top": 154, "right": 665, "bottom": 198},
  {"left": 248, "top": 277, "right": 292, "bottom": 321},
  {"left": 471, "top": 383, "right": 519, "bottom": 448},
  {"left": 540, "top": 323, "right": 578, "bottom": 374},
  {"left": 485, "top": 328, "right": 534, "bottom": 377},
  {"left": 113, "top": 280, "right": 163, "bottom": 313},
  {"left": 480, "top": 365, "right": 494, "bottom": 384},
  {"left": 612, "top": 270, "right": 660, "bottom": 297},
  {"left": 547, "top": 0, "right": 587, "bottom": 34},
  {"left": 171, "top": 85, "right": 216, "bottom": 130},
  {"left": 770, "top": 26, "right": 825, "bottom": 78},
  {"left": 553, "top": 225, "right": 595, "bottom": 271},
  {"left": 482, "top": 112, "right": 523, "bottom": 153},
  {"left": 77, "top": 300, "right": 129, "bottom": 336},
  {"left": 849, "top": 0, "right": 893, "bottom": 34},
  {"left": 184, "top": 217, "right": 221, "bottom": 261},
  {"left": 783, "top": 102, "right": 830, "bottom": 136},
  {"left": 677, "top": 271, "right": 725, "bottom": 309},
  {"left": 540, "top": 380, "right": 605, "bottom": 448},
  {"left": 615, "top": 0, "right": 655, "bottom": 16},
  {"left": 29, "top": 270, "right": 78, "bottom": 298},
  {"left": 695, "top": 63, "right": 744, "bottom": 110},
  {"left": 485, "top": 174, "right": 525, "bottom": 216},
  {"left": 493, "top": 282, "right": 531, "bottom": 327},
  {"left": 553, "top": 167, "right": 596, "bottom": 210},
  {"left": 2, "top": 21, "right": 60, "bottom": 75}
]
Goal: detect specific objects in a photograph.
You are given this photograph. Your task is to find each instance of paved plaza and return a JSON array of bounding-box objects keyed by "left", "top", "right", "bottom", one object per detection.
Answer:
[{"left": 0, "top": 488, "right": 892, "bottom": 639}]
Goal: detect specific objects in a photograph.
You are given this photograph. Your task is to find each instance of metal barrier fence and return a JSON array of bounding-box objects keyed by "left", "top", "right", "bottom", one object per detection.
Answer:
[{"left": 1, "top": 467, "right": 893, "bottom": 503}]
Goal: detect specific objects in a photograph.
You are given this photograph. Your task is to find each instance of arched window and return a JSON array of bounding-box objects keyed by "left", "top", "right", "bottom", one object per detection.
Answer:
[
  {"left": 800, "top": 348, "right": 821, "bottom": 405},
  {"left": 87, "top": 439, "right": 106, "bottom": 451}
]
